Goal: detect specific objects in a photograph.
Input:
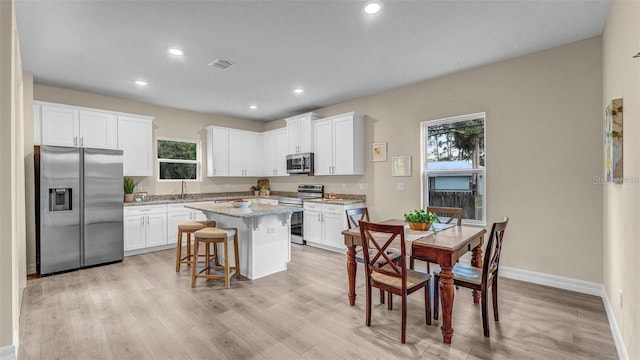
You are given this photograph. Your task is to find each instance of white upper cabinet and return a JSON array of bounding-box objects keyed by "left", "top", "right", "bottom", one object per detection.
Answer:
[
  {"left": 261, "top": 128, "right": 289, "bottom": 177},
  {"left": 206, "top": 126, "right": 230, "bottom": 177},
  {"left": 40, "top": 105, "right": 80, "bottom": 147},
  {"left": 118, "top": 115, "right": 153, "bottom": 176},
  {"left": 35, "top": 101, "right": 153, "bottom": 176},
  {"left": 313, "top": 112, "right": 365, "bottom": 176},
  {"left": 79, "top": 110, "right": 117, "bottom": 149},
  {"left": 206, "top": 126, "right": 260, "bottom": 177},
  {"left": 286, "top": 112, "right": 319, "bottom": 154},
  {"left": 39, "top": 104, "right": 117, "bottom": 149}
]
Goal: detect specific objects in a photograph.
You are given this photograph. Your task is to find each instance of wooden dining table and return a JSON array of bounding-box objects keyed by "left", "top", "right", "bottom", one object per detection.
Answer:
[{"left": 341, "top": 219, "right": 486, "bottom": 344}]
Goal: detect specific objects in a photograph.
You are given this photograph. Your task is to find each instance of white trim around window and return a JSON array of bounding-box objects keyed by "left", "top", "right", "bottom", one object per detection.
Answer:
[{"left": 156, "top": 137, "right": 201, "bottom": 182}]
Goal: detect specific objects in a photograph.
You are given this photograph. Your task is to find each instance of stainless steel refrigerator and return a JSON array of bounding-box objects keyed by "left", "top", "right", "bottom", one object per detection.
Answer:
[{"left": 36, "top": 145, "right": 124, "bottom": 275}]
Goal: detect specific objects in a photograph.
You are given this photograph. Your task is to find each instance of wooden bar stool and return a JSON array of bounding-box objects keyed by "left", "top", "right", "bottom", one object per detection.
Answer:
[
  {"left": 175, "top": 220, "right": 216, "bottom": 272},
  {"left": 191, "top": 227, "right": 241, "bottom": 288}
]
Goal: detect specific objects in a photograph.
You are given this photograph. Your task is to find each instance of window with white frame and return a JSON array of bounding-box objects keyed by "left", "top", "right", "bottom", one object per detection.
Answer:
[
  {"left": 157, "top": 138, "right": 200, "bottom": 181},
  {"left": 421, "top": 113, "right": 485, "bottom": 225}
]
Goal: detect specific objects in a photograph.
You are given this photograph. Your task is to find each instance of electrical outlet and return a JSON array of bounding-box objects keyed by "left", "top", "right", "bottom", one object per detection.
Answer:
[
  {"left": 135, "top": 184, "right": 143, "bottom": 191},
  {"left": 619, "top": 289, "right": 623, "bottom": 309},
  {"left": 396, "top": 183, "right": 405, "bottom": 191},
  {"left": 363, "top": 183, "right": 368, "bottom": 190}
]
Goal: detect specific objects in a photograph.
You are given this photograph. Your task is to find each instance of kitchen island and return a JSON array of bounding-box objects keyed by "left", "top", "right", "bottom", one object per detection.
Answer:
[{"left": 186, "top": 201, "right": 303, "bottom": 280}]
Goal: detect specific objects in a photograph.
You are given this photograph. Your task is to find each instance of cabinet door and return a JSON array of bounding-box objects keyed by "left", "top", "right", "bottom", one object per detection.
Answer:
[
  {"left": 228, "top": 130, "right": 246, "bottom": 176},
  {"left": 287, "top": 118, "right": 301, "bottom": 154},
  {"left": 322, "top": 212, "right": 346, "bottom": 250},
  {"left": 123, "top": 215, "right": 145, "bottom": 251},
  {"left": 244, "top": 132, "right": 261, "bottom": 177},
  {"left": 118, "top": 116, "right": 153, "bottom": 176},
  {"left": 313, "top": 119, "right": 333, "bottom": 176},
  {"left": 207, "top": 127, "right": 229, "bottom": 176},
  {"left": 299, "top": 117, "right": 313, "bottom": 153},
  {"left": 146, "top": 213, "right": 168, "bottom": 247},
  {"left": 332, "top": 116, "right": 355, "bottom": 175},
  {"left": 303, "top": 210, "right": 323, "bottom": 243},
  {"left": 274, "top": 129, "right": 289, "bottom": 176},
  {"left": 79, "top": 110, "right": 118, "bottom": 149},
  {"left": 41, "top": 105, "right": 80, "bottom": 147},
  {"left": 166, "top": 211, "right": 191, "bottom": 245},
  {"left": 262, "top": 131, "right": 276, "bottom": 176}
]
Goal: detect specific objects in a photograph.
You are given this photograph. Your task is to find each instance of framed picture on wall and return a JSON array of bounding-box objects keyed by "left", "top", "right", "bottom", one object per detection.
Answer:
[
  {"left": 392, "top": 156, "right": 411, "bottom": 176},
  {"left": 371, "top": 142, "right": 387, "bottom": 162}
]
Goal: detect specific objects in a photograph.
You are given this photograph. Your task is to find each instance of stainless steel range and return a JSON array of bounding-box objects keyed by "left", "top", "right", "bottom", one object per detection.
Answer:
[{"left": 278, "top": 184, "right": 324, "bottom": 244}]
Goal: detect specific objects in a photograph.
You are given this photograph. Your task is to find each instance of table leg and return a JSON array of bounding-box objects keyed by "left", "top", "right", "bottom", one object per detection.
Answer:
[
  {"left": 439, "top": 266, "right": 455, "bottom": 344},
  {"left": 346, "top": 242, "right": 357, "bottom": 306},
  {"left": 471, "top": 241, "right": 484, "bottom": 304}
]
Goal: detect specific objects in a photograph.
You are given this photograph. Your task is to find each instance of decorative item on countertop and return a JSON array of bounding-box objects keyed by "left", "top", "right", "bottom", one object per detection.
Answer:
[
  {"left": 403, "top": 209, "right": 437, "bottom": 231},
  {"left": 231, "top": 199, "right": 251, "bottom": 208},
  {"left": 123, "top": 177, "right": 138, "bottom": 203},
  {"left": 250, "top": 185, "right": 260, "bottom": 196},
  {"left": 260, "top": 185, "right": 270, "bottom": 196}
]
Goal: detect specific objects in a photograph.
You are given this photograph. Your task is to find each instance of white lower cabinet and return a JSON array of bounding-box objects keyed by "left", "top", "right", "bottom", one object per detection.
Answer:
[
  {"left": 303, "top": 201, "right": 364, "bottom": 252},
  {"left": 166, "top": 203, "right": 207, "bottom": 245},
  {"left": 123, "top": 205, "right": 168, "bottom": 253}
]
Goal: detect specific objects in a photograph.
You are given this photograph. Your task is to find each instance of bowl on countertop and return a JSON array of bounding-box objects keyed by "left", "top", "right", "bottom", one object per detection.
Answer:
[{"left": 231, "top": 200, "right": 251, "bottom": 208}]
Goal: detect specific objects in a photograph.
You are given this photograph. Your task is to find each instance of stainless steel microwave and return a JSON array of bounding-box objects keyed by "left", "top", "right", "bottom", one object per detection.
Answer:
[{"left": 286, "top": 153, "right": 314, "bottom": 174}]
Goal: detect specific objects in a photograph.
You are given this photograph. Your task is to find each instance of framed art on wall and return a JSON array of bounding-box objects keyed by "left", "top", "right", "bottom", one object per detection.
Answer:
[
  {"left": 392, "top": 156, "right": 411, "bottom": 176},
  {"left": 371, "top": 142, "right": 387, "bottom": 162}
]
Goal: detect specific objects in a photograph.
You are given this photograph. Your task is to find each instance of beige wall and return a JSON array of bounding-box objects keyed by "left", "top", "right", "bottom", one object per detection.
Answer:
[
  {"left": 270, "top": 37, "right": 604, "bottom": 284},
  {"left": 1, "top": 0, "right": 27, "bottom": 355},
  {"left": 602, "top": 0, "right": 640, "bottom": 358}
]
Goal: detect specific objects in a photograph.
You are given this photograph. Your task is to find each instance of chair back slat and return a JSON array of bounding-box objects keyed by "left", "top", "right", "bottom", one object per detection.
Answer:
[
  {"left": 359, "top": 221, "right": 406, "bottom": 281},
  {"left": 346, "top": 207, "right": 369, "bottom": 229},
  {"left": 427, "top": 206, "right": 463, "bottom": 226},
  {"left": 482, "top": 217, "right": 509, "bottom": 286}
]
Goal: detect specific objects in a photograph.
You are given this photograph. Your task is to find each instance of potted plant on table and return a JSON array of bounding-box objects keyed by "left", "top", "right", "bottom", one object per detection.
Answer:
[
  {"left": 123, "top": 177, "right": 137, "bottom": 203},
  {"left": 404, "top": 209, "right": 437, "bottom": 231}
]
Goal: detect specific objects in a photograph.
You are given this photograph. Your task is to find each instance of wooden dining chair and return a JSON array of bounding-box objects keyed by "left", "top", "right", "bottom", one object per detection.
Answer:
[
  {"left": 410, "top": 206, "right": 463, "bottom": 272},
  {"left": 359, "top": 220, "right": 432, "bottom": 344},
  {"left": 346, "top": 208, "right": 401, "bottom": 304},
  {"left": 433, "top": 217, "right": 509, "bottom": 337}
]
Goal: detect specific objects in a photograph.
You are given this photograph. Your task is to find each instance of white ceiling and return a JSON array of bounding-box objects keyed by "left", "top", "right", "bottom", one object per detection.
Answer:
[{"left": 15, "top": 0, "right": 610, "bottom": 122}]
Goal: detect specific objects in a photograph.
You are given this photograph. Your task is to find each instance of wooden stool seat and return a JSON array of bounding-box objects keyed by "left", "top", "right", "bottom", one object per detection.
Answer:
[
  {"left": 191, "top": 227, "right": 241, "bottom": 288},
  {"left": 175, "top": 220, "right": 217, "bottom": 272}
]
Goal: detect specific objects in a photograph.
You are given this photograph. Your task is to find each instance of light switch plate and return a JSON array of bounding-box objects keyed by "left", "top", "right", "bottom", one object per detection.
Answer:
[{"left": 396, "top": 183, "right": 405, "bottom": 191}]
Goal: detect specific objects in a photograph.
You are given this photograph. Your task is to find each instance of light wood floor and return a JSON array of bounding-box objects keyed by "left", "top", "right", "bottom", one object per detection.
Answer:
[{"left": 19, "top": 245, "right": 617, "bottom": 359}]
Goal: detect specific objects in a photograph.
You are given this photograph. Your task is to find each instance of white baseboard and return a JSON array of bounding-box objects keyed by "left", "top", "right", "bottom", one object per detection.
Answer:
[
  {"left": 500, "top": 266, "right": 602, "bottom": 296},
  {"left": 500, "top": 266, "right": 627, "bottom": 359},
  {"left": 601, "top": 286, "right": 628, "bottom": 360},
  {"left": 0, "top": 344, "right": 16, "bottom": 360}
]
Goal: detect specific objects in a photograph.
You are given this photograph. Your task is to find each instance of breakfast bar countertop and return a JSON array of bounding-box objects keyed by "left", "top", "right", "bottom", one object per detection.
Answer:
[{"left": 185, "top": 202, "right": 303, "bottom": 218}]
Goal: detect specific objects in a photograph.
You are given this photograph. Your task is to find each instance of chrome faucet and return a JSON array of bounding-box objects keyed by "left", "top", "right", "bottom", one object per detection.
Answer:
[{"left": 181, "top": 180, "right": 186, "bottom": 199}]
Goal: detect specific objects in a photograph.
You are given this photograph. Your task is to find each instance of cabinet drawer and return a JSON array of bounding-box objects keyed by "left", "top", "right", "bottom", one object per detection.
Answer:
[
  {"left": 124, "top": 204, "right": 166, "bottom": 216},
  {"left": 303, "top": 202, "right": 322, "bottom": 211},
  {"left": 322, "top": 204, "right": 344, "bottom": 215}
]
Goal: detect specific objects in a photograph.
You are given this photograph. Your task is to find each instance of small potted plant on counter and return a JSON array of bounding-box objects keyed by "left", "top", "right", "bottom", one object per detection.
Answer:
[
  {"left": 260, "top": 185, "right": 270, "bottom": 196},
  {"left": 123, "top": 177, "right": 137, "bottom": 203},
  {"left": 404, "top": 209, "right": 437, "bottom": 231},
  {"left": 250, "top": 185, "right": 260, "bottom": 196}
]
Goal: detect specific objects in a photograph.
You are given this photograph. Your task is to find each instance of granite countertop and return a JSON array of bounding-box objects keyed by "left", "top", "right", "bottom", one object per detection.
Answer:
[
  {"left": 304, "top": 198, "right": 365, "bottom": 205},
  {"left": 185, "top": 202, "right": 303, "bottom": 218},
  {"left": 124, "top": 194, "right": 285, "bottom": 207}
]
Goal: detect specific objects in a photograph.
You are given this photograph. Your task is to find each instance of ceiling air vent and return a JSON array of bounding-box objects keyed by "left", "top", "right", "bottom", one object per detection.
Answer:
[{"left": 208, "top": 58, "right": 235, "bottom": 71}]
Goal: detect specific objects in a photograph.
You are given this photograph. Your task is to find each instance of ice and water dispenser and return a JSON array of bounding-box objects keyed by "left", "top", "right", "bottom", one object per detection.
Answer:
[{"left": 49, "top": 188, "right": 72, "bottom": 211}]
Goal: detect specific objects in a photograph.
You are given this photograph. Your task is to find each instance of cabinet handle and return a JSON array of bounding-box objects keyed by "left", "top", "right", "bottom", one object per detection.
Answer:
[
  {"left": 140, "top": 218, "right": 143, "bottom": 226},
  {"left": 80, "top": 137, "right": 83, "bottom": 146},
  {"left": 317, "top": 213, "right": 320, "bottom": 222},
  {"left": 74, "top": 136, "right": 78, "bottom": 146}
]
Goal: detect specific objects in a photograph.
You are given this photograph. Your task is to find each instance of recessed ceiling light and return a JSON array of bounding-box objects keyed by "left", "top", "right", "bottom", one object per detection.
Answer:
[
  {"left": 293, "top": 88, "right": 304, "bottom": 94},
  {"left": 134, "top": 80, "right": 147, "bottom": 86},
  {"left": 249, "top": 105, "right": 257, "bottom": 110},
  {"left": 363, "top": 1, "right": 382, "bottom": 14},
  {"left": 168, "top": 48, "right": 183, "bottom": 56}
]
